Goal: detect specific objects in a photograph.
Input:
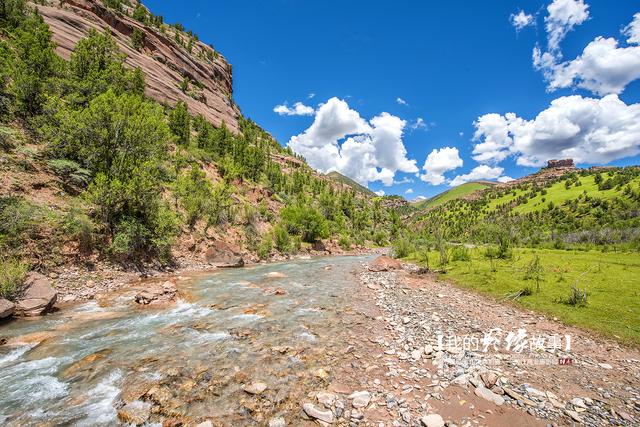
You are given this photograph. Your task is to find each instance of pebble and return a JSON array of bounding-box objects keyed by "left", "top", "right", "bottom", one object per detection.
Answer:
[
  {"left": 421, "top": 413, "right": 445, "bottom": 427},
  {"left": 268, "top": 417, "right": 286, "bottom": 427},
  {"left": 349, "top": 391, "right": 371, "bottom": 408},
  {"left": 474, "top": 386, "right": 505, "bottom": 406},
  {"left": 303, "top": 403, "right": 334, "bottom": 423},
  {"left": 243, "top": 382, "right": 267, "bottom": 395}
]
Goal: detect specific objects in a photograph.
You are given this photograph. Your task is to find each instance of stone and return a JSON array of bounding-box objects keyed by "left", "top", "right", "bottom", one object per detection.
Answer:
[
  {"left": 243, "top": 382, "right": 268, "bottom": 395},
  {"left": 480, "top": 371, "right": 498, "bottom": 388},
  {"left": 565, "top": 409, "right": 583, "bottom": 423},
  {"left": 204, "top": 241, "right": 244, "bottom": 267},
  {"left": 134, "top": 281, "right": 177, "bottom": 305},
  {"left": 303, "top": 403, "right": 334, "bottom": 423},
  {"left": 598, "top": 363, "right": 613, "bottom": 370},
  {"left": 421, "top": 414, "right": 445, "bottom": 427},
  {"left": 570, "top": 397, "right": 587, "bottom": 409},
  {"left": 0, "top": 298, "right": 15, "bottom": 319},
  {"left": 268, "top": 417, "right": 286, "bottom": 427},
  {"left": 317, "top": 391, "right": 337, "bottom": 407},
  {"left": 474, "top": 387, "right": 505, "bottom": 406},
  {"left": 368, "top": 255, "right": 402, "bottom": 272},
  {"left": 195, "top": 422, "right": 213, "bottom": 427},
  {"left": 14, "top": 272, "right": 57, "bottom": 317},
  {"left": 349, "top": 391, "right": 371, "bottom": 408},
  {"left": 502, "top": 388, "right": 536, "bottom": 406},
  {"left": 117, "top": 400, "right": 151, "bottom": 425}
]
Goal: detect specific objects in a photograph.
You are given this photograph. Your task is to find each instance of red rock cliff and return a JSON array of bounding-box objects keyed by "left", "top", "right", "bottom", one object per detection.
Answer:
[{"left": 38, "top": 0, "right": 240, "bottom": 133}]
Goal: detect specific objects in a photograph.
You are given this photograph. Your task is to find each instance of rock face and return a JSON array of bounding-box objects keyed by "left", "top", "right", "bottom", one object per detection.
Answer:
[
  {"left": 134, "top": 281, "right": 177, "bottom": 305},
  {"left": 0, "top": 298, "right": 15, "bottom": 319},
  {"left": 14, "top": 272, "right": 58, "bottom": 317},
  {"left": 39, "top": 0, "right": 240, "bottom": 133},
  {"left": 204, "top": 241, "right": 244, "bottom": 268},
  {"left": 368, "top": 255, "right": 403, "bottom": 272},
  {"left": 546, "top": 159, "right": 575, "bottom": 169}
]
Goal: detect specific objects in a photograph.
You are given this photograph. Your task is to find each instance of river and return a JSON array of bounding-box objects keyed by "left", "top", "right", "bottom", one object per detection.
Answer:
[{"left": 0, "top": 255, "right": 371, "bottom": 426}]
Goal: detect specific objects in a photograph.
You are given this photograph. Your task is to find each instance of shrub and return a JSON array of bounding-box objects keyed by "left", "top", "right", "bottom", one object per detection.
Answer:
[
  {"left": 564, "top": 285, "right": 588, "bottom": 307},
  {"left": 338, "top": 235, "right": 351, "bottom": 251},
  {"left": 63, "top": 208, "right": 94, "bottom": 253},
  {"left": 0, "top": 259, "right": 28, "bottom": 300},
  {"left": 450, "top": 246, "right": 470, "bottom": 262},
  {"left": 392, "top": 238, "right": 412, "bottom": 259},
  {"left": 257, "top": 234, "right": 272, "bottom": 260},
  {"left": 131, "top": 28, "right": 145, "bottom": 51},
  {"left": 280, "top": 204, "right": 328, "bottom": 243},
  {"left": 273, "top": 223, "right": 291, "bottom": 253}
]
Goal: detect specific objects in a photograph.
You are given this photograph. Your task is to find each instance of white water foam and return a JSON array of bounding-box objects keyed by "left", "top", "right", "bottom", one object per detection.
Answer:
[
  {"left": 75, "top": 370, "right": 123, "bottom": 427},
  {"left": 0, "top": 345, "right": 33, "bottom": 368}
]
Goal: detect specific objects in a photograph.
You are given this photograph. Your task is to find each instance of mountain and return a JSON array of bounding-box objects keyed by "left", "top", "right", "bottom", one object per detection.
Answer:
[
  {"left": 412, "top": 181, "right": 497, "bottom": 211},
  {"left": 326, "top": 171, "right": 377, "bottom": 197}
]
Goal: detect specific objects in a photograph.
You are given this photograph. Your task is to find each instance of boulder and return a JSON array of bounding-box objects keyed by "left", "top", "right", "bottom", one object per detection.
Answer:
[
  {"left": 368, "top": 255, "right": 403, "bottom": 272},
  {"left": 14, "top": 272, "right": 57, "bottom": 317},
  {"left": 117, "top": 400, "right": 151, "bottom": 425},
  {"left": 0, "top": 298, "right": 15, "bottom": 319},
  {"left": 204, "top": 241, "right": 244, "bottom": 268},
  {"left": 134, "top": 281, "right": 177, "bottom": 305}
]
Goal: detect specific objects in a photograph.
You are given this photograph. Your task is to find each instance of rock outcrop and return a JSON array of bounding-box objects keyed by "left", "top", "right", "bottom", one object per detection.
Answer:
[
  {"left": 39, "top": 0, "right": 240, "bottom": 133},
  {"left": 204, "top": 241, "right": 244, "bottom": 267},
  {"left": 546, "top": 159, "right": 575, "bottom": 169},
  {"left": 134, "top": 281, "right": 177, "bottom": 305},
  {"left": 14, "top": 272, "right": 58, "bottom": 317},
  {"left": 0, "top": 298, "right": 15, "bottom": 319}
]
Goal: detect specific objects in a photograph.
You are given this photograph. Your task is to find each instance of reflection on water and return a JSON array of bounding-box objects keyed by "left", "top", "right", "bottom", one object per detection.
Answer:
[{"left": 0, "top": 255, "right": 368, "bottom": 426}]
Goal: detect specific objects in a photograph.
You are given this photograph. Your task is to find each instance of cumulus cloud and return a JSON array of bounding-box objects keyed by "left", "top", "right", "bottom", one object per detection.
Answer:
[
  {"left": 374, "top": 190, "right": 385, "bottom": 196},
  {"left": 419, "top": 147, "right": 463, "bottom": 185},
  {"left": 449, "top": 165, "right": 505, "bottom": 187},
  {"left": 405, "top": 188, "right": 414, "bottom": 194},
  {"left": 544, "top": 0, "right": 589, "bottom": 52},
  {"left": 410, "top": 117, "right": 428, "bottom": 131},
  {"left": 511, "top": 10, "right": 535, "bottom": 31},
  {"left": 624, "top": 13, "right": 640, "bottom": 45},
  {"left": 287, "top": 97, "right": 418, "bottom": 186},
  {"left": 273, "top": 101, "right": 315, "bottom": 116},
  {"left": 472, "top": 94, "right": 640, "bottom": 167},
  {"left": 498, "top": 176, "right": 515, "bottom": 183},
  {"left": 396, "top": 97, "right": 409, "bottom": 106},
  {"left": 532, "top": 4, "right": 640, "bottom": 96}
]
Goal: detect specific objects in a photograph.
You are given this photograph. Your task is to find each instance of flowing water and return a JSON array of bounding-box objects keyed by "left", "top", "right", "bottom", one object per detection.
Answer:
[{"left": 0, "top": 255, "right": 370, "bottom": 426}]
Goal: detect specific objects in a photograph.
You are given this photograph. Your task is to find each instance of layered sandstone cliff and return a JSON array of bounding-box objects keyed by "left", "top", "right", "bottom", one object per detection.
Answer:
[{"left": 38, "top": 0, "right": 240, "bottom": 132}]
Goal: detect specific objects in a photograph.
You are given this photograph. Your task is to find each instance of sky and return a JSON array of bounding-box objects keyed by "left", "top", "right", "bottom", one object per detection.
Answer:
[{"left": 144, "top": 0, "right": 640, "bottom": 200}]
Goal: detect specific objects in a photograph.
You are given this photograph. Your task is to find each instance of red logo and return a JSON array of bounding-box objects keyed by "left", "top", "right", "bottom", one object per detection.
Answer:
[{"left": 558, "top": 357, "right": 573, "bottom": 365}]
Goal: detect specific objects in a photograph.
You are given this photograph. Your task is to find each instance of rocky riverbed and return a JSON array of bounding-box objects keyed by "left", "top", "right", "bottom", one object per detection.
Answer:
[{"left": 0, "top": 255, "right": 638, "bottom": 426}]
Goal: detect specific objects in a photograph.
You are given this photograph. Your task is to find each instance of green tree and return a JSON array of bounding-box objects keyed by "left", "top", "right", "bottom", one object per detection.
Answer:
[
  {"left": 131, "top": 28, "right": 145, "bottom": 51},
  {"left": 168, "top": 101, "right": 190, "bottom": 145},
  {"left": 280, "top": 203, "right": 329, "bottom": 243}
]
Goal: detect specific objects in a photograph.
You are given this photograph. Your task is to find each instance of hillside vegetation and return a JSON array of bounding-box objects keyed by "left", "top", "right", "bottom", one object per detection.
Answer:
[
  {"left": 395, "top": 166, "right": 640, "bottom": 343},
  {"left": 413, "top": 181, "right": 495, "bottom": 210},
  {"left": 0, "top": 1, "right": 400, "bottom": 299}
]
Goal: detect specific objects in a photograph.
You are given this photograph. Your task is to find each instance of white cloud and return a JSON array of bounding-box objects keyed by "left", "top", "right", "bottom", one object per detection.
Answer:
[
  {"left": 287, "top": 97, "right": 418, "bottom": 187},
  {"left": 537, "top": 35, "right": 640, "bottom": 96},
  {"left": 393, "top": 176, "right": 414, "bottom": 185},
  {"left": 472, "top": 94, "right": 640, "bottom": 167},
  {"left": 405, "top": 188, "right": 414, "bottom": 194},
  {"left": 544, "top": 0, "right": 589, "bottom": 52},
  {"left": 532, "top": 5, "right": 640, "bottom": 96},
  {"left": 413, "top": 195, "right": 427, "bottom": 202},
  {"left": 624, "top": 13, "right": 640, "bottom": 45},
  {"left": 410, "top": 117, "right": 427, "bottom": 131},
  {"left": 419, "top": 147, "right": 463, "bottom": 185},
  {"left": 308, "top": 93, "right": 316, "bottom": 99},
  {"left": 511, "top": 10, "right": 535, "bottom": 31},
  {"left": 450, "top": 165, "right": 505, "bottom": 187},
  {"left": 396, "top": 97, "right": 408, "bottom": 106},
  {"left": 273, "top": 101, "right": 315, "bottom": 116},
  {"left": 498, "top": 176, "right": 515, "bottom": 183},
  {"left": 374, "top": 190, "right": 385, "bottom": 196}
]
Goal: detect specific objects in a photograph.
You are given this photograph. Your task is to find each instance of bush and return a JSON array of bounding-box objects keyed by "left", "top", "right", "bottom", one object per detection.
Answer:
[
  {"left": 257, "top": 234, "right": 272, "bottom": 260},
  {"left": 392, "top": 238, "right": 412, "bottom": 259},
  {"left": 338, "top": 235, "right": 351, "bottom": 251},
  {"left": 131, "top": 28, "right": 145, "bottom": 51},
  {"left": 280, "top": 204, "right": 328, "bottom": 243},
  {"left": 273, "top": 223, "right": 291, "bottom": 253},
  {"left": 63, "top": 208, "right": 94, "bottom": 253},
  {"left": 0, "top": 259, "right": 28, "bottom": 300},
  {"left": 450, "top": 246, "right": 470, "bottom": 262}
]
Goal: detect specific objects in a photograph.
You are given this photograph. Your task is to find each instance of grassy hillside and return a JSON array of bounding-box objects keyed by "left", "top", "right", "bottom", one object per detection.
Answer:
[
  {"left": 326, "top": 171, "right": 376, "bottom": 197},
  {"left": 414, "top": 181, "right": 495, "bottom": 210}
]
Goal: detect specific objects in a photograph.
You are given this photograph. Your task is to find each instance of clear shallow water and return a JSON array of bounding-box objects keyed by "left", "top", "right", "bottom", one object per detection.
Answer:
[{"left": 0, "top": 255, "right": 369, "bottom": 426}]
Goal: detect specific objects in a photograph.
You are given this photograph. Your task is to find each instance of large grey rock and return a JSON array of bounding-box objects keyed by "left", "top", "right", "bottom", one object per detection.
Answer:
[
  {"left": 134, "top": 281, "right": 177, "bottom": 305},
  {"left": 14, "top": 272, "right": 57, "bottom": 317},
  {"left": 204, "top": 241, "right": 244, "bottom": 268},
  {"left": 0, "top": 298, "right": 14, "bottom": 319}
]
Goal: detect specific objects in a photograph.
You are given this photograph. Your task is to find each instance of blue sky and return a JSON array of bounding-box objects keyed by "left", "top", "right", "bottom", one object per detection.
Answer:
[{"left": 144, "top": 0, "right": 640, "bottom": 199}]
